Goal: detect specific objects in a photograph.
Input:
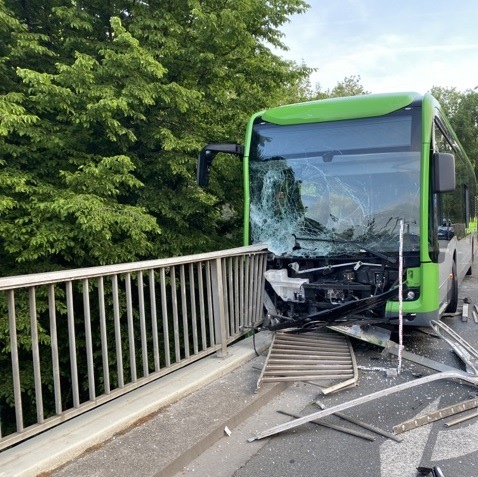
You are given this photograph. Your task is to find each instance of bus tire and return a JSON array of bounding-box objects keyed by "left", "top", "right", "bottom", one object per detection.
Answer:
[{"left": 446, "top": 261, "right": 458, "bottom": 313}]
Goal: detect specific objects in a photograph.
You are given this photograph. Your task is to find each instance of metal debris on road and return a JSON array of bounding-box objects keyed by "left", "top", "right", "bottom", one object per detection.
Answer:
[
  {"left": 444, "top": 408, "right": 478, "bottom": 427},
  {"left": 314, "top": 400, "right": 403, "bottom": 442},
  {"left": 276, "top": 410, "right": 375, "bottom": 442},
  {"left": 431, "top": 320, "right": 478, "bottom": 375},
  {"left": 248, "top": 370, "right": 478, "bottom": 442},
  {"left": 393, "top": 397, "right": 478, "bottom": 434}
]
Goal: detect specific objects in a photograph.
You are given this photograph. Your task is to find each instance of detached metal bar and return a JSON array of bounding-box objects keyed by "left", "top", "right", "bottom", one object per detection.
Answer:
[{"left": 249, "top": 371, "right": 478, "bottom": 441}]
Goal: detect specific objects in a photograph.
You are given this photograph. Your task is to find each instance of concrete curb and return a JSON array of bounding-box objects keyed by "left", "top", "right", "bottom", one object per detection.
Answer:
[
  {"left": 156, "top": 380, "right": 289, "bottom": 477},
  {"left": 0, "top": 332, "right": 273, "bottom": 477}
]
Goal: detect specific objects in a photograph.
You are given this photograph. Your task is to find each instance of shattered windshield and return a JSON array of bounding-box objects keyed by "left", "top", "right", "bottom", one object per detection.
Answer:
[{"left": 249, "top": 109, "right": 421, "bottom": 257}]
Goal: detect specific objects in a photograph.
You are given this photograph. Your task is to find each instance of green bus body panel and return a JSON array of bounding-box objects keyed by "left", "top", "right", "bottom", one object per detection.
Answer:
[
  {"left": 386, "top": 262, "right": 440, "bottom": 316},
  {"left": 261, "top": 92, "right": 421, "bottom": 125}
]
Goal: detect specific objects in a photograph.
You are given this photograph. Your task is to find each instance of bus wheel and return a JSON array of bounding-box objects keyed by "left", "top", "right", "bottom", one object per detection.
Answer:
[{"left": 446, "top": 261, "right": 458, "bottom": 313}]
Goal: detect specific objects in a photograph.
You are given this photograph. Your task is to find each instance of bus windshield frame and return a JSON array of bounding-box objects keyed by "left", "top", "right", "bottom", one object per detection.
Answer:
[{"left": 248, "top": 107, "right": 422, "bottom": 257}]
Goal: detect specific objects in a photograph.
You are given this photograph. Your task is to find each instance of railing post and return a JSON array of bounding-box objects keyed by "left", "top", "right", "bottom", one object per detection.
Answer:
[{"left": 211, "top": 258, "right": 228, "bottom": 358}]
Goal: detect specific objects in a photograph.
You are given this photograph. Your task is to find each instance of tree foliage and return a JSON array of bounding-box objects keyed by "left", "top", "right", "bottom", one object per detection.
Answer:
[
  {"left": 0, "top": 0, "right": 311, "bottom": 277},
  {"left": 431, "top": 86, "right": 478, "bottom": 172}
]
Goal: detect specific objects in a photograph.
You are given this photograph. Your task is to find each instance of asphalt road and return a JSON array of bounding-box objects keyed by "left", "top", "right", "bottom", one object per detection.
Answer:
[{"left": 176, "top": 270, "right": 478, "bottom": 477}]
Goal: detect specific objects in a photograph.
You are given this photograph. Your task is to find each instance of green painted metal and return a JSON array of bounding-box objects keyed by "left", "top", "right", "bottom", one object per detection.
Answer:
[{"left": 261, "top": 92, "right": 420, "bottom": 125}]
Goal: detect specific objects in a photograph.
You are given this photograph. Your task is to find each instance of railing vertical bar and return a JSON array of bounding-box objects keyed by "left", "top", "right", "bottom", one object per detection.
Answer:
[
  {"left": 160, "top": 268, "right": 171, "bottom": 368},
  {"left": 82, "top": 279, "right": 96, "bottom": 401},
  {"left": 212, "top": 258, "right": 228, "bottom": 357},
  {"left": 112, "top": 275, "right": 124, "bottom": 388},
  {"left": 29, "top": 287, "right": 44, "bottom": 423},
  {"left": 250, "top": 254, "right": 259, "bottom": 326},
  {"left": 197, "top": 262, "right": 207, "bottom": 351},
  {"left": 253, "top": 253, "right": 264, "bottom": 324},
  {"left": 239, "top": 255, "right": 245, "bottom": 330},
  {"left": 234, "top": 256, "right": 240, "bottom": 335},
  {"left": 227, "top": 257, "right": 235, "bottom": 336},
  {"left": 247, "top": 254, "right": 255, "bottom": 328},
  {"left": 66, "top": 281, "right": 80, "bottom": 408},
  {"left": 244, "top": 255, "right": 251, "bottom": 329},
  {"left": 258, "top": 253, "right": 267, "bottom": 323},
  {"left": 222, "top": 259, "right": 230, "bottom": 339},
  {"left": 98, "top": 277, "right": 110, "bottom": 394},
  {"left": 180, "top": 265, "right": 190, "bottom": 359},
  {"left": 171, "top": 266, "right": 181, "bottom": 362},
  {"left": 206, "top": 261, "right": 215, "bottom": 346},
  {"left": 8, "top": 290, "right": 24, "bottom": 432},
  {"left": 149, "top": 270, "right": 160, "bottom": 372},
  {"left": 189, "top": 263, "right": 199, "bottom": 355},
  {"left": 48, "top": 284, "right": 62, "bottom": 413},
  {"left": 138, "top": 271, "right": 149, "bottom": 378},
  {"left": 125, "top": 273, "right": 137, "bottom": 383}
]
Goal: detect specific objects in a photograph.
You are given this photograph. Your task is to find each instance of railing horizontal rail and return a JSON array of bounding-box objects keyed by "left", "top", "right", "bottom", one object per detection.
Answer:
[
  {"left": 0, "top": 245, "right": 268, "bottom": 451},
  {"left": 0, "top": 245, "right": 268, "bottom": 290}
]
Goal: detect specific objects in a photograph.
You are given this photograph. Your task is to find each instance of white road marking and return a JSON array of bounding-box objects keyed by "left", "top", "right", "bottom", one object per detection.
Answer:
[
  {"left": 380, "top": 399, "right": 439, "bottom": 477},
  {"left": 432, "top": 418, "right": 478, "bottom": 461}
]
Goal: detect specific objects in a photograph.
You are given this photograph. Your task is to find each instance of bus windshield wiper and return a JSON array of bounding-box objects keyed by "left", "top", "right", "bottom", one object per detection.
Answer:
[{"left": 292, "top": 234, "right": 397, "bottom": 264}]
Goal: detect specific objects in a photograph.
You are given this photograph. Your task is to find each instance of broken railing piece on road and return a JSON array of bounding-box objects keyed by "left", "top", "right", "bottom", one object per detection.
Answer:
[
  {"left": 431, "top": 320, "right": 478, "bottom": 375},
  {"left": 393, "top": 396, "right": 478, "bottom": 434},
  {"left": 256, "top": 330, "right": 358, "bottom": 391},
  {"left": 276, "top": 410, "right": 376, "bottom": 442},
  {"left": 445, "top": 408, "right": 478, "bottom": 427},
  {"left": 313, "top": 399, "right": 402, "bottom": 442},
  {"left": 248, "top": 370, "right": 478, "bottom": 441}
]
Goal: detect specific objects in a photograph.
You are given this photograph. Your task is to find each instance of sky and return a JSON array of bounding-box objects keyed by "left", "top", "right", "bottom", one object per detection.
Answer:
[{"left": 275, "top": 0, "right": 478, "bottom": 94}]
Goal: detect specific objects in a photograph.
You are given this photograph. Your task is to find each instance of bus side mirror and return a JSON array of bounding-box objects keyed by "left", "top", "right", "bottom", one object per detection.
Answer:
[
  {"left": 433, "top": 152, "right": 456, "bottom": 193},
  {"left": 197, "top": 143, "right": 244, "bottom": 187}
]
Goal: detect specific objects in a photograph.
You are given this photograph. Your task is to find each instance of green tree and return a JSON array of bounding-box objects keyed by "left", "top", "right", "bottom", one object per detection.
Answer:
[
  {"left": 308, "top": 75, "right": 370, "bottom": 100},
  {"left": 431, "top": 86, "right": 478, "bottom": 172},
  {"left": 0, "top": 0, "right": 311, "bottom": 275}
]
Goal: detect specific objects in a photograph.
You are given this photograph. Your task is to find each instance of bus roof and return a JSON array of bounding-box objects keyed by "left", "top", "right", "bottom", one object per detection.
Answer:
[{"left": 261, "top": 92, "right": 423, "bottom": 125}]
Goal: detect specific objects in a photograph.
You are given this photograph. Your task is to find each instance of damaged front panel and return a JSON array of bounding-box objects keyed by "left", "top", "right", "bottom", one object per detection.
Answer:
[{"left": 249, "top": 108, "right": 422, "bottom": 329}]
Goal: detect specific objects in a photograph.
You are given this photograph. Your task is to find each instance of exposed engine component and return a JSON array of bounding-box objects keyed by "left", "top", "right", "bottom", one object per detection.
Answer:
[{"left": 263, "top": 254, "right": 403, "bottom": 331}]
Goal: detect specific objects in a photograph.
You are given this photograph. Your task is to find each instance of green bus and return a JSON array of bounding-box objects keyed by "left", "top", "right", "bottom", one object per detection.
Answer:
[{"left": 198, "top": 92, "right": 476, "bottom": 330}]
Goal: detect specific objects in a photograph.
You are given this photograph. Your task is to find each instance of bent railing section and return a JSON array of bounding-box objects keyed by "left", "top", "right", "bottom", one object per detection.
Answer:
[{"left": 0, "top": 245, "right": 268, "bottom": 451}]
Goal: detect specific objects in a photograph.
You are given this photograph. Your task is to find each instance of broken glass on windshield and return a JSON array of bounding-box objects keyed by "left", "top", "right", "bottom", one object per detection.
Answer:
[{"left": 249, "top": 110, "right": 421, "bottom": 257}]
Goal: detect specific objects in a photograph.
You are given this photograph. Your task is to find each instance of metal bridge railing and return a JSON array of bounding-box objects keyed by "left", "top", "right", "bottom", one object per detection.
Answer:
[{"left": 0, "top": 244, "right": 268, "bottom": 451}]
